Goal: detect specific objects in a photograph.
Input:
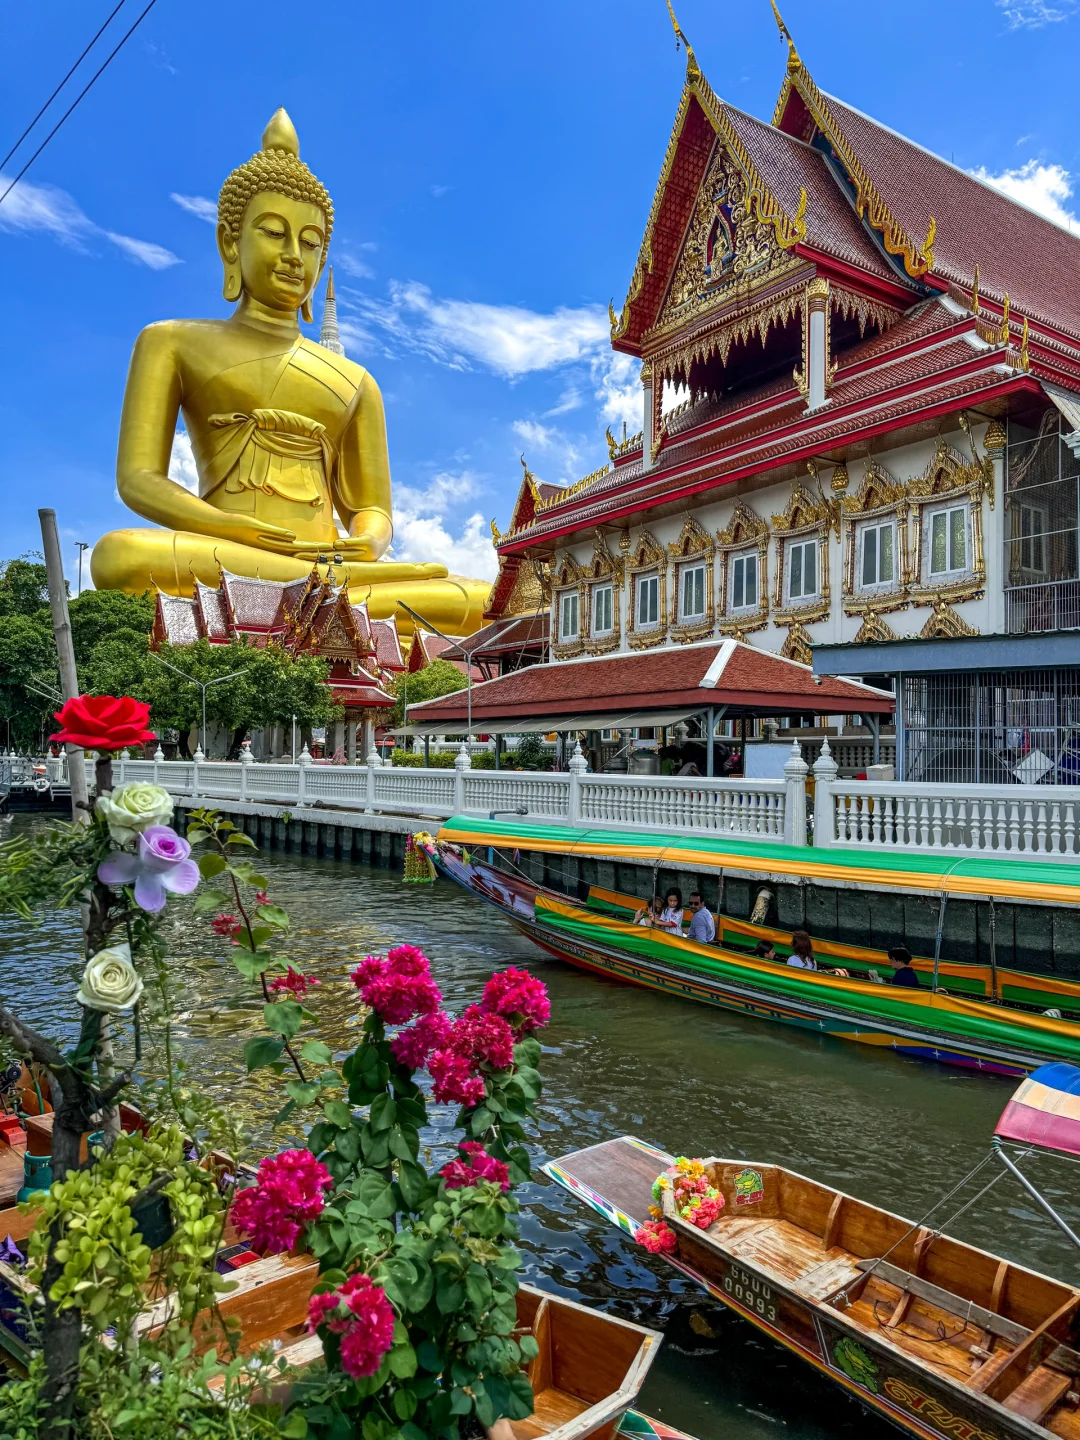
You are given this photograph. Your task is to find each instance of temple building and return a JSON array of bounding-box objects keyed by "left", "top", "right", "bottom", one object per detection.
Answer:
[
  {"left": 152, "top": 567, "right": 401, "bottom": 758},
  {"left": 413, "top": 9, "right": 1080, "bottom": 784}
]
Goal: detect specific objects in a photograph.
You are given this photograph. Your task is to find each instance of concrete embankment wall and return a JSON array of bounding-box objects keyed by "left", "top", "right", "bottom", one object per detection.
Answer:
[{"left": 174, "top": 803, "right": 1080, "bottom": 980}]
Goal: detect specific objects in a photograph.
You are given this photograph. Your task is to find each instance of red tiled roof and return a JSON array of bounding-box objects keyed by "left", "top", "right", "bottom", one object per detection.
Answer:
[
  {"left": 407, "top": 640, "right": 892, "bottom": 724},
  {"left": 155, "top": 593, "right": 200, "bottom": 646},
  {"left": 446, "top": 613, "right": 549, "bottom": 659},
  {"left": 371, "top": 617, "right": 405, "bottom": 672},
  {"left": 807, "top": 94, "right": 1080, "bottom": 343}
]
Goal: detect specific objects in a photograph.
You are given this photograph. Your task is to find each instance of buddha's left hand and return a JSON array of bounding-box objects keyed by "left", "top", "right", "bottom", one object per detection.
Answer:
[{"left": 289, "top": 534, "right": 379, "bottom": 561}]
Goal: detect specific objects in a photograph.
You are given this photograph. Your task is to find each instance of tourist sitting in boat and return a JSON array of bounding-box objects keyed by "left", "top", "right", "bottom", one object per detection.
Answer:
[
  {"left": 685, "top": 892, "right": 716, "bottom": 943},
  {"left": 787, "top": 931, "right": 817, "bottom": 969},
  {"left": 634, "top": 896, "right": 667, "bottom": 928},
  {"left": 755, "top": 939, "right": 777, "bottom": 961},
  {"left": 660, "top": 888, "right": 684, "bottom": 930},
  {"left": 887, "top": 945, "right": 920, "bottom": 987}
]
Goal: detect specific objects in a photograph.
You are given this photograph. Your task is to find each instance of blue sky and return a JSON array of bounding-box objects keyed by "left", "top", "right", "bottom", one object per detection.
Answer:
[{"left": 3, "top": 0, "right": 1079, "bottom": 588}]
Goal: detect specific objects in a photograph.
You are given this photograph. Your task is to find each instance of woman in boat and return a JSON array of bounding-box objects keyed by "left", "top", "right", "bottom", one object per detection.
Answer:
[{"left": 787, "top": 931, "right": 817, "bottom": 969}]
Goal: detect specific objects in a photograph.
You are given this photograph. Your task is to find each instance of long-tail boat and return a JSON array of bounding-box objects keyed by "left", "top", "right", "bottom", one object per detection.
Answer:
[
  {"left": 422, "top": 835, "right": 1080, "bottom": 1076},
  {"left": 545, "top": 1064, "right": 1080, "bottom": 1440}
]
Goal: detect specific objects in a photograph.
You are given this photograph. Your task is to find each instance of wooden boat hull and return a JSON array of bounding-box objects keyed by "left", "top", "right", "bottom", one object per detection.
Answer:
[
  {"left": 546, "top": 1137, "right": 1080, "bottom": 1440},
  {"left": 429, "top": 845, "right": 1077, "bottom": 1077}
]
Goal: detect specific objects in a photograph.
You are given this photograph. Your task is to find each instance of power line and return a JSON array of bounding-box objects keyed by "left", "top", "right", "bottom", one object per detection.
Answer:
[
  {"left": 0, "top": 0, "right": 161, "bottom": 211},
  {"left": 0, "top": 0, "right": 129, "bottom": 174}
]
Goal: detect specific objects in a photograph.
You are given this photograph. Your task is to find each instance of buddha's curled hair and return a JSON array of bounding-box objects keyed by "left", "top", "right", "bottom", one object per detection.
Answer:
[{"left": 217, "top": 107, "right": 334, "bottom": 246}]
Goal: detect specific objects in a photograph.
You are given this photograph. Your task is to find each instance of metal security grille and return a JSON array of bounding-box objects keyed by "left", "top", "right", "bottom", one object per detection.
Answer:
[
  {"left": 902, "top": 668, "right": 1080, "bottom": 785},
  {"left": 1005, "top": 413, "right": 1080, "bottom": 633}
]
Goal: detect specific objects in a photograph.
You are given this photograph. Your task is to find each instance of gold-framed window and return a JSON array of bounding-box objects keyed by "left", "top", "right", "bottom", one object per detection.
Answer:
[
  {"left": 626, "top": 531, "right": 668, "bottom": 649},
  {"left": 668, "top": 516, "right": 715, "bottom": 642},
  {"left": 716, "top": 500, "right": 770, "bottom": 637}
]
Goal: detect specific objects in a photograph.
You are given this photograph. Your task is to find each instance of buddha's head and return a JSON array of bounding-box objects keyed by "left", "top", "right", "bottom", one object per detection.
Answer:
[{"left": 217, "top": 108, "right": 334, "bottom": 323}]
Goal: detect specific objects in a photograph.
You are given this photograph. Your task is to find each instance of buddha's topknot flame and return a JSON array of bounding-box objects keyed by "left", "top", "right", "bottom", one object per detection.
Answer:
[{"left": 217, "top": 107, "right": 334, "bottom": 247}]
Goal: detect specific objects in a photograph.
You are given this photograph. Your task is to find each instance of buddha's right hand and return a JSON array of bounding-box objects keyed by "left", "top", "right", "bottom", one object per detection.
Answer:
[{"left": 210, "top": 514, "right": 298, "bottom": 551}]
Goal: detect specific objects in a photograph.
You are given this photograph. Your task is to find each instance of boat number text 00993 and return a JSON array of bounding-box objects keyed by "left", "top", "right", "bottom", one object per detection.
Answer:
[{"left": 723, "top": 1264, "right": 778, "bottom": 1322}]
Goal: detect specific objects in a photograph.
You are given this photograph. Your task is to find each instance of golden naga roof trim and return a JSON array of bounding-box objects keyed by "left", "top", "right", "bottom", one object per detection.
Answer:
[
  {"left": 768, "top": 2, "right": 936, "bottom": 280},
  {"left": 610, "top": 4, "right": 806, "bottom": 343}
]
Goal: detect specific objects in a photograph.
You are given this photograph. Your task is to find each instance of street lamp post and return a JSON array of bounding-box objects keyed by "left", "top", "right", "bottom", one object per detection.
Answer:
[
  {"left": 147, "top": 653, "right": 249, "bottom": 757},
  {"left": 75, "top": 542, "right": 90, "bottom": 597},
  {"left": 395, "top": 603, "right": 477, "bottom": 745}
]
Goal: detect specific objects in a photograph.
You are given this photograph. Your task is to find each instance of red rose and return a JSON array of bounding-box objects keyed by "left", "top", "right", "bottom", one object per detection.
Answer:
[{"left": 51, "top": 695, "right": 156, "bottom": 751}]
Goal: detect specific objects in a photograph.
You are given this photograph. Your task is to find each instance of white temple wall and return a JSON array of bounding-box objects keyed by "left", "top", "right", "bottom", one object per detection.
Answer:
[{"left": 549, "top": 422, "right": 998, "bottom": 664}]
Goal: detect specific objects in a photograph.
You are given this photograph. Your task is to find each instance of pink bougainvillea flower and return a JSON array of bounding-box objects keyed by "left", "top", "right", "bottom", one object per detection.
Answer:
[
  {"left": 390, "top": 1009, "right": 453, "bottom": 1070},
  {"left": 350, "top": 944, "right": 441, "bottom": 1024},
  {"left": 306, "top": 1272, "right": 396, "bottom": 1379},
  {"left": 446, "top": 1005, "right": 515, "bottom": 1071},
  {"left": 634, "top": 1220, "right": 677, "bottom": 1255},
  {"left": 255, "top": 890, "right": 269, "bottom": 905},
  {"left": 440, "top": 1140, "right": 510, "bottom": 1192},
  {"left": 230, "top": 1149, "right": 332, "bottom": 1254},
  {"left": 268, "top": 967, "right": 320, "bottom": 999},
  {"left": 211, "top": 912, "right": 243, "bottom": 938},
  {"left": 480, "top": 967, "right": 551, "bottom": 1034},
  {"left": 97, "top": 825, "right": 200, "bottom": 914},
  {"left": 427, "top": 1047, "right": 486, "bottom": 1108}
]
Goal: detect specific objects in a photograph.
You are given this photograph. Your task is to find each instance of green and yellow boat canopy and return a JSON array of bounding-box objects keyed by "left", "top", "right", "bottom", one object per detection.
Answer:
[{"left": 435, "top": 815, "right": 1080, "bottom": 906}]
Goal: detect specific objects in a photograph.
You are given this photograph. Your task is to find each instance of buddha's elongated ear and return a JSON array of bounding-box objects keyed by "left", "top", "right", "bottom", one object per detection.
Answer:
[
  {"left": 301, "top": 294, "right": 314, "bottom": 323},
  {"left": 217, "top": 220, "right": 242, "bottom": 304}
]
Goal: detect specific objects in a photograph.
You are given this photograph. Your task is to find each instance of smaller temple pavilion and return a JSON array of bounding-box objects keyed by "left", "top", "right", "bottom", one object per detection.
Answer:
[{"left": 152, "top": 566, "right": 402, "bottom": 758}]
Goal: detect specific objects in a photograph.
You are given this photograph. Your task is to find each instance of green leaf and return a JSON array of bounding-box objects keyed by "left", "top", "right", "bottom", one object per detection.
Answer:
[
  {"left": 416, "top": 1340, "right": 442, "bottom": 1372},
  {"left": 279, "top": 1413, "right": 308, "bottom": 1438},
  {"left": 243, "top": 1036, "right": 285, "bottom": 1072},
  {"left": 387, "top": 1343, "right": 417, "bottom": 1379},
  {"left": 233, "top": 925, "right": 273, "bottom": 953},
  {"left": 231, "top": 951, "right": 266, "bottom": 980},
  {"left": 264, "top": 999, "right": 303, "bottom": 1039},
  {"left": 185, "top": 826, "right": 209, "bottom": 845},
  {"left": 514, "top": 1037, "right": 542, "bottom": 1068},
  {"left": 355, "top": 1174, "right": 397, "bottom": 1219},
  {"left": 226, "top": 831, "right": 257, "bottom": 847},
  {"left": 388, "top": 1124, "right": 419, "bottom": 1163},
  {"left": 228, "top": 859, "right": 259, "bottom": 883},
  {"left": 506, "top": 1371, "right": 536, "bottom": 1420},
  {"left": 256, "top": 903, "right": 290, "bottom": 929},
  {"left": 450, "top": 1389, "right": 472, "bottom": 1416},
  {"left": 392, "top": 1387, "right": 418, "bottom": 1421},
  {"left": 193, "top": 887, "right": 230, "bottom": 914},
  {"left": 333, "top": 1125, "right": 361, "bottom": 1165},
  {"left": 299, "top": 1039, "right": 334, "bottom": 1067},
  {"left": 286, "top": 1079, "right": 321, "bottom": 1106},
  {"left": 323, "top": 1099, "right": 353, "bottom": 1129},
  {"left": 396, "top": 1159, "right": 428, "bottom": 1211},
  {"left": 369, "top": 1094, "right": 397, "bottom": 1132},
  {"left": 198, "top": 852, "right": 227, "bottom": 879}
]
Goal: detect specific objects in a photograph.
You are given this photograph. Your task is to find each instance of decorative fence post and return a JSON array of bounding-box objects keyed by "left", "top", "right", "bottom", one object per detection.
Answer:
[
  {"left": 191, "top": 744, "right": 203, "bottom": 802},
  {"left": 568, "top": 741, "right": 588, "bottom": 826},
  {"left": 153, "top": 743, "right": 165, "bottom": 787},
  {"left": 783, "top": 741, "right": 808, "bottom": 847},
  {"left": 453, "top": 741, "right": 471, "bottom": 815},
  {"left": 365, "top": 743, "right": 379, "bottom": 814},
  {"left": 298, "top": 742, "right": 311, "bottom": 807},
  {"left": 239, "top": 740, "right": 253, "bottom": 802},
  {"left": 812, "top": 736, "right": 838, "bottom": 848}
]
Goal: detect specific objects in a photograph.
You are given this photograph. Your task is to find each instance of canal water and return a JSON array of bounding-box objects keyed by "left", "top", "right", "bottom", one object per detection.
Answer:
[{"left": 2, "top": 812, "right": 1079, "bottom": 1438}]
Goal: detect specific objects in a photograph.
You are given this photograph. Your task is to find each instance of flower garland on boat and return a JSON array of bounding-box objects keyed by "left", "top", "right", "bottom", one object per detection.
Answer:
[{"left": 650, "top": 1157, "right": 725, "bottom": 1229}]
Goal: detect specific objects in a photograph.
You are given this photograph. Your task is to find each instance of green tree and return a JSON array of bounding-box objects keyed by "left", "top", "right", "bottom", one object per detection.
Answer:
[
  {"left": 391, "top": 658, "right": 467, "bottom": 726},
  {"left": 70, "top": 588, "right": 155, "bottom": 668},
  {"left": 0, "top": 554, "right": 51, "bottom": 617},
  {"left": 0, "top": 610, "right": 57, "bottom": 748}
]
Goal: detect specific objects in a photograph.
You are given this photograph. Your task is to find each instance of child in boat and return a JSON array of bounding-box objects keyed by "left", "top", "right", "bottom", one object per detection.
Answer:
[
  {"left": 659, "top": 888, "right": 684, "bottom": 931},
  {"left": 755, "top": 940, "right": 778, "bottom": 960},
  {"left": 634, "top": 896, "right": 667, "bottom": 927},
  {"left": 787, "top": 931, "right": 817, "bottom": 969}
]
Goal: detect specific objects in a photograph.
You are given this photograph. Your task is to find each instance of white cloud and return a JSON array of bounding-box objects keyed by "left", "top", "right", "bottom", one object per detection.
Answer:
[
  {"left": 0, "top": 175, "right": 181, "bottom": 267},
  {"left": 347, "top": 281, "right": 609, "bottom": 376},
  {"left": 511, "top": 419, "right": 582, "bottom": 481},
  {"left": 171, "top": 193, "right": 216, "bottom": 223},
  {"left": 997, "top": 0, "right": 1077, "bottom": 24},
  {"left": 592, "top": 351, "right": 642, "bottom": 431},
  {"left": 169, "top": 429, "right": 200, "bottom": 493},
  {"left": 336, "top": 250, "right": 376, "bottom": 280},
  {"left": 391, "top": 470, "right": 497, "bottom": 581},
  {"left": 969, "top": 159, "right": 1080, "bottom": 233}
]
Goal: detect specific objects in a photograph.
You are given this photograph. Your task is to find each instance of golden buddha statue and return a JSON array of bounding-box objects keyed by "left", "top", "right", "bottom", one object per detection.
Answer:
[{"left": 91, "top": 108, "right": 489, "bottom": 635}]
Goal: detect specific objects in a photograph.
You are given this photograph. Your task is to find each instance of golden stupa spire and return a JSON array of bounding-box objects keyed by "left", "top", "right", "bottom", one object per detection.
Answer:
[
  {"left": 769, "top": 0, "right": 802, "bottom": 73},
  {"left": 665, "top": 0, "right": 701, "bottom": 84}
]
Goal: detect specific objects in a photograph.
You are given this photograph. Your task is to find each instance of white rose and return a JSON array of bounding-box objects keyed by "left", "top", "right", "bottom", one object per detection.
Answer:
[
  {"left": 77, "top": 943, "right": 144, "bottom": 1013},
  {"left": 95, "top": 783, "right": 173, "bottom": 845}
]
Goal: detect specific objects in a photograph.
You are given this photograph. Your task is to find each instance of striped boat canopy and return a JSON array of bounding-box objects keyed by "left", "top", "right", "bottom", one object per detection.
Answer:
[
  {"left": 995, "top": 1063, "right": 1080, "bottom": 1156},
  {"left": 435, "top": 815, "right": 1080, "bottom": 906}
]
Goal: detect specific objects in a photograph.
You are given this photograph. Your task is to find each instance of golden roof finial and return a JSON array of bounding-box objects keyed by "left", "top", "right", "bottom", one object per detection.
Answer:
[
  {"left": 1020, "top": 316, "right": 1031, "bottom": 371},
  {"left": 262, "top": 107, "right": 301, "bottom": 156},
  {"left": 769, "top": 0, "right": 801, "bottom": 72},
  {"left": 326, "top": 265, "right": 336, "bottom": 302},
  {"left": 665, "top": 0, "right": 701, "bottom": 83},
  {"left": 1000, "top": 293, "right": 1011, "bottom": 345},
  {"left": 972, "top": 263, "right": 980, "bottom": 315}
]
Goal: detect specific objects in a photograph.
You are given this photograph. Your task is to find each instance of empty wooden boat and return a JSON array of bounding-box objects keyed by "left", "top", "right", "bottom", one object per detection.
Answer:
[{"left": 547, "top": 1133, "right": 1080, "bottom": 1440}]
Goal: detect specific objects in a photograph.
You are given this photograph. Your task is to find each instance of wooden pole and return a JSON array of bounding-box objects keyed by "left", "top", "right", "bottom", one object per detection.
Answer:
[{"left": 38, "top": 509, "right": 89, "bottom": 824}]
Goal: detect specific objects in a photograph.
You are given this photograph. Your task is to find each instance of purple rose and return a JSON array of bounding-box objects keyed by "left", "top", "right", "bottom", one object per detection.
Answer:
[{"left": 97, "top": 825, "right": 200, "bottom": 913}]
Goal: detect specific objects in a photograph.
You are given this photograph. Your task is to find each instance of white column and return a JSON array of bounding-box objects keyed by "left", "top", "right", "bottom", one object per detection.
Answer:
[
  {"left": 984, "top": 425, "right": 1006, "bottom": 634},
  {"left": 347, "top": 716, "right": 358, "bottom": 765},
  {"left": 641, "top": 363, "right": 654, "bottom": 473},
  {"left": 783, "top": 741, "right": 808, "bottom": 846},
  {"left": 812, "top": 737, "right": 838, "bottom": 847},
  {"left": 333, "top": 720, "right": 345, "bottom": 757}
]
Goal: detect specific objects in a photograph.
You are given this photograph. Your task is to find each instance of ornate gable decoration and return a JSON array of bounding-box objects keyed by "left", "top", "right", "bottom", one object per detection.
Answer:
[
  {"left": 628, "top": 530, "right": 667, "bottom": 573},
  {"left": 920, "top": 601, "right": 978, "bottom": 639},
  {"left": 842, "top": 458, "right": 906, "bottom": 515},
  {"left": 854, "top": 613, "right": 898, "bottom": 643},
  {"left": 586, "top": 530, "right": 623, "bottom": 583},
  {"left": 717, "top": 500, "right": 769, "bottom": 549},
  {"left": 502, "top": 557, "right": 550, "bottom": 617},
  {"left": 909, "top": 438, "right": 989, "bottom": 503},
  {"left": 553, "top": 552, "right": 586, "bottom": 588},
  {"left": 771, "top": 479, "right": 839, "bottom": 537},
  {"left": 668, "top": 514, "right": 715, "bottom": 560}
]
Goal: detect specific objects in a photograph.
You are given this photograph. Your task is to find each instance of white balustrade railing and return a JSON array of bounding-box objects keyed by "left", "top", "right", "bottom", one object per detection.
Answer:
[
  {"left": 817, "top": 774, "right": 1080, "bottom": 856},
  {"left": 43, "top": 745, "right": 1080, "bottom": 858}
]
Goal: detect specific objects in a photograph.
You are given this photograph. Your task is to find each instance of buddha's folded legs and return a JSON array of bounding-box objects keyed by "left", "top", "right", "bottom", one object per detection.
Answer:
[{"left": 91, "top": 528, "right": 489, "bottom": 635}]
